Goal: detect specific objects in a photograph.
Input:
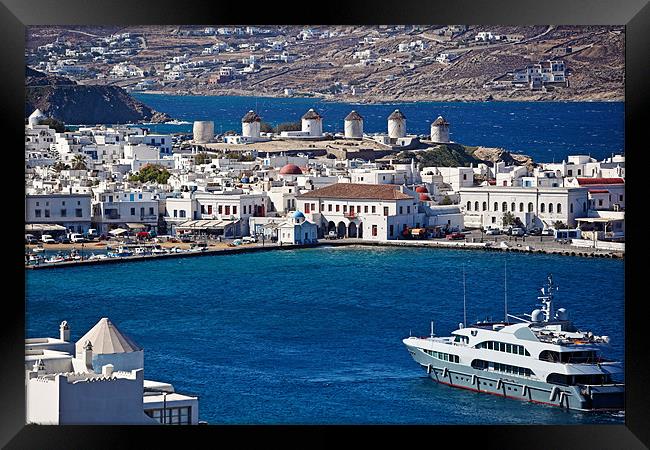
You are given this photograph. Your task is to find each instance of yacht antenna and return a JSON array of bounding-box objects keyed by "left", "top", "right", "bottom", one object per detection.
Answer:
[
  {"left": 504, "top": 258, "right": 508, "bottom": 323},
  {"left": 463, "top": 264, "right": 467, "bottom": 327},
  {"left": 430, "top": 321, "right": 435, "bottom": 338}
]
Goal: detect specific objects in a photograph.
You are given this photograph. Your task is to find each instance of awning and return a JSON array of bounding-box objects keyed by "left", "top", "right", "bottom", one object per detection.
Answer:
[
  {"left": 25, "top": 223, "right": 67, "bottom": 232},
  {"left": 575, "top": 217, "right": 624, "bottom": 223},
  {"left": 126, "top": 223, "right": 147, "bottom": 229},
  {"left": 176, "top": 219, "right": 238, "bottom": 230},
  {"left": 109, "top": 228, "right": 129, "bottom": 235}
]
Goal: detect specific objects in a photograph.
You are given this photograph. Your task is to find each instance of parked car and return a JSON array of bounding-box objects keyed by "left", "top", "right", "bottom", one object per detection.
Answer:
[
  {"left": 485, "top": 228, "right": 500, "bottom": 236},
  {"left": 41, "top": 234, "right": 56, "bottom": 244},
  {"left": 70, "top": 233, "right": 87, "bottom": 243},
  {"left": 326, "top": 231, "right": 338, "bottom": 240},
  {"left": 511, "top": 227, "right": 526, "bottom": 237},
  {"left": 56, "top": 236, "right": 71, "bottom": 244},
  {"left": 541, "top": 228, "right": 555, "bottom": 236},
  {"left": 446, "top": 232, "right": 466, "bottom": 240},
  {"left": 528, "top": 227, "right": 542, "bottom": 236},
  {"left": 242, "top": 236, "right": 257, "bottom": 244}
]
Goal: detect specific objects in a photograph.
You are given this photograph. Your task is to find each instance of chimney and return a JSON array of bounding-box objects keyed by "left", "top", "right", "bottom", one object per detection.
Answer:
[
  {"left": 101, "top": 364, "right": 114, "bottom": 378},
  {"left": 59, "top": 320, "right": 70, "bottom": 341},
  {"left": 83, "top": 340, "right": 94, "bottom": 370}
]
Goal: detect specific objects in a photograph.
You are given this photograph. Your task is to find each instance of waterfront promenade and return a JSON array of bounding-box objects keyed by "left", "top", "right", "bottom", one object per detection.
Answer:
[{"left": 25, "top": 237, "right": 623, "bottom": 270}]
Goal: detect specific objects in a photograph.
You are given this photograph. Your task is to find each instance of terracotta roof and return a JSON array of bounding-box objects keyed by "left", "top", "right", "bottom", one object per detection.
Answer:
[
  {"left": 301, "top": 108, "right": 322, "bottom": 120},
  {"left": 297, "top": 183, "right": 413, "bottom": 200},
  {"left": 432, "top": 116, "right": 449, "bottom": 126},
  {"left": 345, "top": 110, "right": 363, "bottom": 121},
  {"left": 388, "top": 109, "right": 406, "bottom": 120},
  {"left": 588, "top": 189, "right": 609, "bottom": 194},
  {"left": 241, "top": 110, "right": 261, "bottom": 123},
  {"left": 576, "top": 178, "right": 624, "bottom": 185},
  {"left": 279, "top": 163, "right": 303, "bottom": 175}
]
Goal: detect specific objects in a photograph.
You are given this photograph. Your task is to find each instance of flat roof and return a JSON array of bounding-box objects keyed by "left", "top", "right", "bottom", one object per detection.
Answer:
[{"left": 25, "top": 224, "right": 67, "bottom": 231}]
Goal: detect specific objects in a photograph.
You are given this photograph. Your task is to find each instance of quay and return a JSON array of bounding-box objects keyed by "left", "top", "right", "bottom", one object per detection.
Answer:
[{"left": 25, "top": 238, "right": 623, "bottom": 270}]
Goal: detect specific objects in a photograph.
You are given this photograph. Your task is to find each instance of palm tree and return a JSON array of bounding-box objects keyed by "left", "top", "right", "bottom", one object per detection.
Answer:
[{"left": 71, "top": 154, "right": 87, "bottom": 170}]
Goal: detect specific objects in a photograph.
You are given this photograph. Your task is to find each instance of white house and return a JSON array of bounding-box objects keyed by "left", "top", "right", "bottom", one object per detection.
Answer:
[{"left": 25, "top": 193, "right": 92, "bottom": 234}]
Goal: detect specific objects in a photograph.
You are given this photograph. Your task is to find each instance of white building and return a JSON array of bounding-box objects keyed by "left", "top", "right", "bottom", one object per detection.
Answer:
[
  {"left": 344, "top": 111, "right": 364, "bottom": 139},
  {"left": 296, "top": 183, "right": 422, "bottom": 241},
  {"left": 241, "top": 110, "right": 262, "bottom": 140},
  {"left": 387, "top": 110, "right": 406, "bottom": 139},
  {"left": 301, "top": 109, "right": 323, "bottom": 137},
  {"left": 25, "top": 193, "right": 92, "bottom": 234},
  {"left": 278, "top": 211, "right": 318, "bottom": 244},
  {"left": 430, "top": 116, "right": 450, "bottom": 143},
  {"left": 459, "top": 186, "right": 589, "bottom": 230},
  {"left": 25, "top": 319, "right": 199, "bottom": 425},
  {"left": 92, "top": 190, "right": 160, "bottom": 234}
]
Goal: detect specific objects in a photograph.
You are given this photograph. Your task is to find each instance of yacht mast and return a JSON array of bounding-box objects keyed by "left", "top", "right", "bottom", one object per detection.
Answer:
[
  {"left": 504, "top": 259, "right": 508, "bottom": 323},
  {"left": 463, "top": 264, "right": 467, "bottom": 327}
]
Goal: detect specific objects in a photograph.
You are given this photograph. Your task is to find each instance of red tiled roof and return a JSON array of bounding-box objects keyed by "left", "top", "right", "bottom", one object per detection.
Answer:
[
  {"left": 297, "top": 183, "right": 413, "bottom": 201},
  {"left": 588, "top": 189, "right": 609, "bottom": 194},
  {"left": 576, "top": 178, "right": 624, "bottom": 185}
]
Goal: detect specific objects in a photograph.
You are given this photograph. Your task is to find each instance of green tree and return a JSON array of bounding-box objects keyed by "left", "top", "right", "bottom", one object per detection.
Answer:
[
  {"left": 502, "top": 211, "right": 516, "bottom": 227},
  {"left": 274, "top": 121, "right": 301, "bottom": 133},
  {"left": 70, "top": 154, "right": 87, "bottom": 170},
  {"left": 129, "top": 164, "right": 171, "bottom": 184},
  {"left": 195, "top": 152, "right": 211, "bottom": 165},
  {"left": 52, "top": 161, "right": 70, "bottom": 172},
  {"left": 260, "top": 121, "right": 274, "bottom": 133},
  {"left": 439, "top": 195, "right": 453, "bottom": 205},
  {"left": 553, "top": 221, "right": 568, "bottom": 230},
  {"left": 38, "top": 118, "right": 65, "bottom": 133}
]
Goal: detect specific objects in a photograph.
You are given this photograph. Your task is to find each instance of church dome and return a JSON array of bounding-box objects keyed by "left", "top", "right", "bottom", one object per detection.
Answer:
[
  {"left": 293, "top": 210, "right": 305, "bottom": 219},
  {"left": 415, "top": 186, "right": 428, "bottom": 193},
  {"left": 279, "top": 164, "right": 303, "bottom": 175}
]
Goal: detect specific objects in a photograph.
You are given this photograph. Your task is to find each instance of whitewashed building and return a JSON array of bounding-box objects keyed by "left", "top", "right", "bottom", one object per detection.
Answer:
[{"left": 25, "top": 193, "right": 92, "bottom": 234}]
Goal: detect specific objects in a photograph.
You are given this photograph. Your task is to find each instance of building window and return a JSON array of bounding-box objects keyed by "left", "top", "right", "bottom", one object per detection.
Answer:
[
  {"left": 519, "top": 203, "right": 524, "bottom": 212},
  {"left": 540, "top": 203, "right": 545, "bottom": 213},
  {"left": 150, "top": 207, "right": 155, "bottom": 215},
  {"left": 75, "top": 208, "right": 82, "bottom": 217},
  {"left": 336, "top": 205, "right": 340, "bottom": 212},
  {"left": 60, "top": 209, "right": 67, "bottom": 217},
  {"left": 218, "top": 205, "right": 223, "bottom": 214},
  {"left": 225, "top": 206, "right": 231, "bottom": 215},
  {"left": 511, "top": 202, "right": 515, "bottom": 212},
  {"left": 466, "top": 201, "right": 471, "bottom": 211},
  {"left": 598, "top": 199, "right": 603, "bottom": 207},
  {"left": 549, "top": 203, "right": 553, "bottom": 213},
  {"left": 389, "top": 224, "right": 394, "bottom": 236},
  {"left": 528, "top": 202, "right": 534, "bottom": 213},
  {"left": 36, "top": 202, "right": 39, "bottom": 206},
  {"left": 491, "top": 217, "right": 496, "bottom": 224},
  {"left": 399, "top": 206, "right": 403, "bottom": 214},
  {"left": 173, "top": 210, "right": 178, "bottom": 218},
  {"left": 474, "top": 201, "right": 479, "bottom": 211},
  {"left": 557, "top": 203, "right": 561, "bottom": 213},
  {"left": 233, "top": 206, "right": 237, "bottom": 215},
  {"left": 619, "top": 194, "right": 623, "bottom": 202},
  {"left": 343, "top": 205, "right": 347, "bottom": 213},
  {"left": 305, "top": 203, "right": 311, "bottom": 213},
  {"left": 372, "top": 206, "right": 376, "bottom": 213},
  {"left": 44, "top": 210, "right": 50, "bottom": 218},
  {"left": 207, "top": 205, "right": 213, "bottom": 215},
  {"left": 384, "top": 207, "right": 389, "bottom": 216},
  {"left": 494, "top": 202, "right": 498, "bottom": 211},
  {"left": 364, "top": 205, "right": 368, "bottom": 213},
  {"left": 180, "top": 210, "right": 186, "bottom": 218},
  {"left": 502, "top": 202, "right": 507, "bottom": 212},
  {"left": 62, "top": 201, "right": 66, "bottom": 206},
  {"left": 372, "top": 225, "right": 377, "bottom": 237},
  {"left": 131, "top": 207, "right": 136, "bottom": 216},
  {"left": 570, "top": 204, "right": 573, "bottom": 213},
  {"left": 407, "top": 206, "right": 411, "bottom": 214},
  {"left": 482, "top": 202, "right": 487, "bottom": 211},
  {"left": 35, "top": 209, "right": 41, "bottom": 218},
  {"left": 201, "top": 205, "right": 206, "bottom": 214},
  {"left": 328, "top": 204, "right": 332, "bottom": 212},
  {"left": 463, "top": 174, "right": 467, "bottom": 180},
  {"left": 567, "top": 169, "right": 573, "bottom": 176}
]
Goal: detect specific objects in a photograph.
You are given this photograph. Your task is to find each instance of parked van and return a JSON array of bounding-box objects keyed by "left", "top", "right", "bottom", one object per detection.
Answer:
[
  {"left": 41, "top": 234, "right": 56, "bottom": 244},
  {"left": 511, "top": 227, "right": 526, "bottom": 237},
  {"left": 70, "top": 233, "right": 87, "bottom": 243}
]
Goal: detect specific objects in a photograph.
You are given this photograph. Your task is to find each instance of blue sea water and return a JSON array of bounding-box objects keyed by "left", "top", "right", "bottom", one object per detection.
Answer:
[
  {"left": 132, "top": 94, "right": 624, "bottom": 163},
  {"left": 25, "top": 246, "right": 625, "bottom": 424}
]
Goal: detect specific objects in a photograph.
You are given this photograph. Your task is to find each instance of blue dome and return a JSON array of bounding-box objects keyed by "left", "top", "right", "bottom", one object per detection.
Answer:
[
  {"left": 293, "top": 211, "right": 305, "bottom": 219},
  {"left": 241, "top": 177, "right": 250, "bottom": 183}
]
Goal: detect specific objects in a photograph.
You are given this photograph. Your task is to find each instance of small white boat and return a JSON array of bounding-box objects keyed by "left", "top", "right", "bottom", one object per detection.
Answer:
[
  {"left": 47, "top": 255, "right": 66, "bottom": 263},
  {"left": 32, "top": 246, "right": 45, "bottom": 253}
]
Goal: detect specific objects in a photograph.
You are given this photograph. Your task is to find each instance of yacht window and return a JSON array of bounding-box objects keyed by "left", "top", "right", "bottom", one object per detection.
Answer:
[
  {"left": 506, "top": 344, "right": 512, "bottom": 353},
  {"left": 487, "top": 341, "right": 493, "bottom": 350}
]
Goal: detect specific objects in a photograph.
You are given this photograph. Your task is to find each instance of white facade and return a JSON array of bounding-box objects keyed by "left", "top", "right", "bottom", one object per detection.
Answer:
[
  {"left": 460, "top": 186, "right": 589, "bottom": 229},
  {"left": 193, "top": 121, "right": 214, "bottom": 143},
  {"left": 25, "top": 194, "right": 92, "bottom": 234},
  {"left": 387, "top": 110, "right": 406, "bottom": 139}
]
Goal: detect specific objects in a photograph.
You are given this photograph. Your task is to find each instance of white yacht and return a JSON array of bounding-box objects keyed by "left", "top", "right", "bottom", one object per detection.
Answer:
[{"left": 403, "top": 274, "right": 624, "bottom": 411}]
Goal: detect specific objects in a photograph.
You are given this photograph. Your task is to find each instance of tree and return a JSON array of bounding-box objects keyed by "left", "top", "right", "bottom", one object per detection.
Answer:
[
  {"left": 195, "top": 152, "right": 211, "bottom": 165},
  {"left": 553, "top": 221, "right": 568, "bottom": 230},
  {"left": 52, "top": 161, "right": 69, "bottom": 172},
  {"left": 502, "top": 211, "right": 517, "bottom": 227},
  {"left": 70, "top": 154, "right": 87, "bottom": 170},
  {"left": 129, "top": 164, "right": 171, "bottom": 184},
  {"left": 260, "top": 121, "right": 273, "bottom": 133},
  {"left": 38, "top": 118, "right": 65, "bottom": 133},
  {"left": 274, "top": 121, "right": 301, "bottom": 133},
  {"left": 439, "top": 195, "right": 453, "bottom": 205}
]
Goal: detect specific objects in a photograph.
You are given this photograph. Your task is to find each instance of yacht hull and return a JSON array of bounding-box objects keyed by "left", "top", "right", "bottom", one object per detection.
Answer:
[{"left": 405, "top": 345, "right": 624, "bottom": 412}]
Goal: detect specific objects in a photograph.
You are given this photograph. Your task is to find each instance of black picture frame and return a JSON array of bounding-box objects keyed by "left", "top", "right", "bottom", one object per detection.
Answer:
[{"left": 3, "top": 0, "right": 648, "bottom": 447}]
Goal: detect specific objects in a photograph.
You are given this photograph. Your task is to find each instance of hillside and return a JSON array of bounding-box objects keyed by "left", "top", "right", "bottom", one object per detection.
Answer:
[
  {"left": 397, "top": 144, "right": 534, "bottom": 169},
  {"left": 25, "top": 67, "right": 171, "bottom": 124}
]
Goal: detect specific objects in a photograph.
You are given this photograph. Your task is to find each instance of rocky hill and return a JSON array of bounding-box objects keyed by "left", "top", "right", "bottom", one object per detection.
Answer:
[
  {"left": 397, "top": 143, "right": 535, "bottom": 169},
  {"left": 25, "top": 67, "right": 171, "bottom": 124}
]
